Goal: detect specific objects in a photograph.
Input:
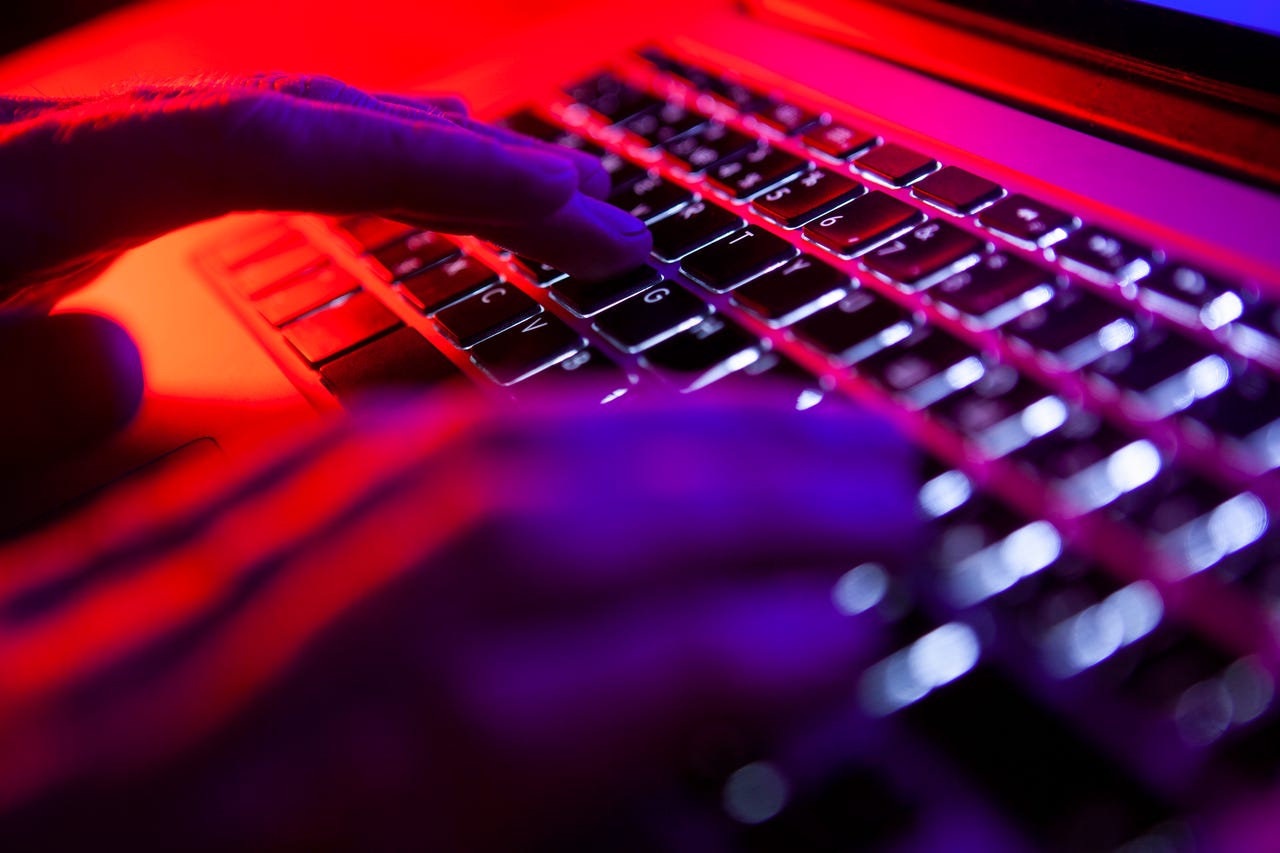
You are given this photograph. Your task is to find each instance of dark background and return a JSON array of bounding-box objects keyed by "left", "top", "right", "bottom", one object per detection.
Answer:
[{"left": 1, "top": 2, "right": 134, "bottom": 56}]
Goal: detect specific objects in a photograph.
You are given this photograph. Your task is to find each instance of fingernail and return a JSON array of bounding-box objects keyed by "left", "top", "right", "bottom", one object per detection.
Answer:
[{"left": 582, "top": 197, "right": 650, "bottom": 237}]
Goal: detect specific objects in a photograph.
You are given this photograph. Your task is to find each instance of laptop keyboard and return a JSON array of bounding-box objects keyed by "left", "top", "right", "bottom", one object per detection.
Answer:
[{"left": 199, "top": 46, "right": 1280, "bottom": 850}]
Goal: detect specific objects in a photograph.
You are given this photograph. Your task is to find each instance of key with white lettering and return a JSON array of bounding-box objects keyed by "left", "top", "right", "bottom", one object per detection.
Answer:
[
  {"left": 607, "top": 173, "right": 694, "bottom": 223},
  {"left": 551, "top": 266, "right": 662, "bottom": 317},
  {"left": 792, "top": 287, "right": 914, "bottom": 364},
  {"left": 434, "top": 283, "right": 541, "bottom": 348},
  {"left": 706, "top": 144, "right": 809, "bottom": 200},
  {"left": 802, "top": 191, "right": 925, "bottom": 257},
  {"left": 649, "top": 200, "right": 745, "bottom": 262},
  {"left": 680, "top": 225, "right": 799, "bottom": 292},
  {"left": 732, "top": 255, "right": 850, "bottom": 326},
  {"left": 399, "top": 255, "right": 499, "bottom": 315},
  {"left": 591, "top": 284, "right": 709, "bottom": 352},
  {"left": 1053, "top": 226, "right": 1157, "bottom": 285},
  {"left": 470, "top": 313, "right": 586, "bottom": 385},
  {"left": 642, "top": 315, "right": 763, "bottom": 392},
  {"left": 751, "top": 167, "right": 864, "bottom": 228},
  {"left": 978, "top": 193, "right": 1078, "bottom": 248},
  {"left": 861, "top": 219, "right": 985, "bottom": 288}
]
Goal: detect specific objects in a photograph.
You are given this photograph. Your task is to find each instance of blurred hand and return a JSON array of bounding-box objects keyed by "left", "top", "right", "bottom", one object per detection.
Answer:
[
  {"left": 0, "top": 72, "right": 652, "bottom": 310},
  {"left": 0, "top": 386, "right": 920, "bottom": 851}
]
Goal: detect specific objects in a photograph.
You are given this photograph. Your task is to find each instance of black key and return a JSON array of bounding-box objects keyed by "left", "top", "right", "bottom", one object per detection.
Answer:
[
  {"left": 282, "top": 291, "right": 401, "bottom": 366},
  {"left": 1010, "top": 407, "right": 1131, "bottom": 481},
  {"left": 434, "top": 283, "right": 541, "bottom": 348},
  {"left": 911, "top": 166, "right": 1004, "bottom": 214},
  {"left": 749, "top": 98, "right": 822, "bottom": 135},
  {"left": 929, "top": 365, "right": 1057, "bottom": 450},
  {"left": 551, "top": 266, "right": 662, "bottom": 317},
  {"left": 800, "top": 121, "right": 878, "bottom": 160},
  {"left": 334, "top": 216, "right": 416, "bottom": 253},
  {"left": 320, "top": 327, "right": 462, "bottom": 403},
  {"left": 642, "top": 315, "right": 762, "bottom": 391},
  {"left": 732, "top": 255, "right": 849, "bottom": 326},
  {"left": 853, "top": 142, "right": 938, "bottom": 186},
  {"left": 680, "top": 225, "right": 798, "bottom": 292},
  {"left": 607, "top": 173, "right": 693, "bottom": 223},
  {"left": 978, "top": 193, "right": 1077, "bottom": 247},
  {"left": 367, "top": 231, "right": 460, "bottom": 283},
  {"left": 597, "top": 150, "right": 648, "bottom": 192},
  {"left": 511, "top": 346, "right": 632, "bottom": 404},
  {"left": 649, "top": 199, "right": 744, "bottom": 262},
  {"left": 563, "top": 73, "right": 660, "bottom": 124},
  {"left": 928, "top": 252, "right": 1057, "bottom": 328},
  {"left": 470, "top": 313, "right": 585, "bottom": 385},
  {"left": 1184, "top": 367, "right": 1280, "bottom": 442},
  {"left": 1089, "top": 327, "right": 1228, "bottom": 416},
  {"left": 253, "top": 264, "right": 361, "bottom": 326},
  {"left": 856, "top": 325, "right": 983, "bottom": 409},
  {"left": 621, "top": 100, "right": 705, "bottom": 146},
  {"left": 751, "top": 167, "right": 864, "bottom": 228},
  {"left": 1002, "top": 286, "right": 1142, "bottom": 369},
  {"left": 1053, "top": 225, "right": 1156, "bottom": 284},
  {"left": 398, "top": 255, "right": 498, "bottom": 314},
  {"left": 792, "top": 288, "right": 914, "bottom": 364},
  {"left": 705, "top": 144, "right": 809, "bottom": 199},
  {"left": 514, "top": 256, "right": 567, "bottom": 286},
  {"left": 591, "top": 284, "right": 709, "bottom": 352},
  {"left": 801, "top": 191, "right": 925, "bottom": 257},
  {"left": 662, "top": 123, "right": 754, "bottom": 172},
  {"left": 861, "top": 219, "right": 984, "bottom": 288},
  {"left": 1139, "top": 263, "right": 1244, "bottom": 329}
]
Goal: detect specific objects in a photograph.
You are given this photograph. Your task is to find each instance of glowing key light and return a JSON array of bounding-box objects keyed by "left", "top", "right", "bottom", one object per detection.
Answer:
[
  {"left": 1044, "top": 581, "right": 1164, "bottom": 677},
  {"left": 948, "top": 520, "right": 1063, "bottom": 606},
  {"left": 860, "top": 622, "right": 980, "bottom": 716},
  {"left": 1175, "top": 492, "right": 1269, "bottom": 575}
]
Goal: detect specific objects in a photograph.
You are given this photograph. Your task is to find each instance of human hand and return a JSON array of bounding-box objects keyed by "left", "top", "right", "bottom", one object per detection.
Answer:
[
  {"left": 0, "top": 72, "right": 651, "bottom": 310},
  {"left": 0, "top": 386, "right": 920, "bottom": 851}
]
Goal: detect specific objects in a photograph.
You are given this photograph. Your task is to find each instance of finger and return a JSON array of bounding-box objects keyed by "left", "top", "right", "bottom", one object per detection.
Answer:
[
  {"left": 0, "top": 313, "right": 143, "bottom": 473},
  {"left": 463, "top": 192, "right": 653, "bottom": 280},
  {"left": 1, "top": 89, "right": 585, "bottom": 276},
  {"left": 372, "top": 91, "right": 469, "bottom": 117},
  {"left": 440, "top": 113, "right": 612, "bottom": 200}
]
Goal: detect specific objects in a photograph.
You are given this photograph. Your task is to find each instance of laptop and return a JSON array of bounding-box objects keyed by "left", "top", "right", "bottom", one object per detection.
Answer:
[{"left": 5, "top": 0, "right": 1280, "bottom": 848}]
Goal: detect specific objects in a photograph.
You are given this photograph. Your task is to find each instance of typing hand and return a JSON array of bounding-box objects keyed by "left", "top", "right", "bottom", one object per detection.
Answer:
[
  {"left": 0, "top": 72, "right": 651, "bottom": 310},
  {"left": 0, "top": 387, "right": 920, "bottom": 851}
]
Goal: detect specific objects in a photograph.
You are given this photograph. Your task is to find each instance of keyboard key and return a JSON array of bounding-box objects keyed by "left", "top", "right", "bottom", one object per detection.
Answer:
[
  {"left": 649, "top": 199, "right": 744, "bottom": 262},
  {"left": 231, "top": 242, "right": 327, "bottom": 297},
  {"left": 551, "top": 266, "right": 662, "bottom": 317},
  {"left": 319, "top": 327, "right": 462, "bottom": 403},
  {"left": 705, "top": 144, "right": 809, "bottom": 200},
  {"left": 1138, "top": 263, "right": 1244, "bottom": 330},
  {"left": 732, "top": 255, "right": 849, "bottom": 326},
  {"left": 1089, "top": 327, "right": 1229, "bottom": 417},
  {"left": 1231, "top": 298, "right": 1280, "bottom": 360},
  {"left": 856, "top": 325, "right": 983, "bottom": 409},
  {"left": 861, "top": 219, "right": 984, "bottom": 288},
  {"left": 282, "top": 291, "right": 401, "bottom": 365},
  {"left": 563, "top": 72, "right": 660, "bottom": 124},
  {"left": 1053, "top": 226, "right": 1156, "bottom": 284},
  {"left": 434, "top": 283, "right": 541, "bottom": 348},
  {"left": 792, "top": 288, "right": 914, "bottom": 364},
  {"left": 802, "top": 191, "right": 925, "bottom": 257},
  {"left": 470, "top": 313, "right": 585, "bottom": 385},
  {"left": 911, "top": 166, "right": 1004, "bottom": 214},
  {"left": 511, "top": 346, "right": 633, "bottom": 404},
  {"left": 334, "top": 216, "right": 416, "bottom": 253},
  {"left": 642, "top": 315, "right": 763, "bottom": 391},
  {"left": 749, "top": 98, "right": 823, "bottom": 135},
  {"left": 662, "top": 123, "right": 754, "bottom": 172},
  {"left": 398, "top": 255, "right": 498, "bottom": 314},
  {"left": 853, "top": 142, "right": 938, "bottom": 186},
  {"left": 515, "top": 256, "right": 567, "bottom": 286},
  {"left": 597, "top": 151, "right": 648, "bottom": 192},
  {"left": 1002, "top": 286, "right": 1142, "bottom": 369},
  {"left": 499, "top": 109, "right": 587, "bottom": 147},
  {"left": 607, "top": 173, "right": 693, "bottom": 223},
  {"left": 253, "top": 264, "right": 361, "bottom": 326},
  {"left": 1010, "top": 407, "right": 1132, "bottom": 482},
  {"left": 928, "top": 252, "right": 1057, "bottom": 328},
  {"left": 929, "top": 366, "right": 1058, "bottom": 454},
  {"left": 621, "top": 100, "right": 705, "bottom": 146},
  {"left": 1184, "top": 367, "right": 1280, "bottom": 449},
  {"left": 367, "top": 231, "right": 460, "bottom": 282},
  {"left": 591, "top": 284, "right": 709, "bottom": 352},
  {"left": 214, "top": 225, "right": 304, "bottom": 271},
  {"left": 680, "top": 225, "right": 798, "bottom": 292},
  {"left": 752, "top": 167, "right": 864, "bottom": 228},
  {"left": 978, "top": 193, "right": 1078, "bottom": 247},
  {"left": 800, "top": 121, "right": 878, "bottom": 160}
]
